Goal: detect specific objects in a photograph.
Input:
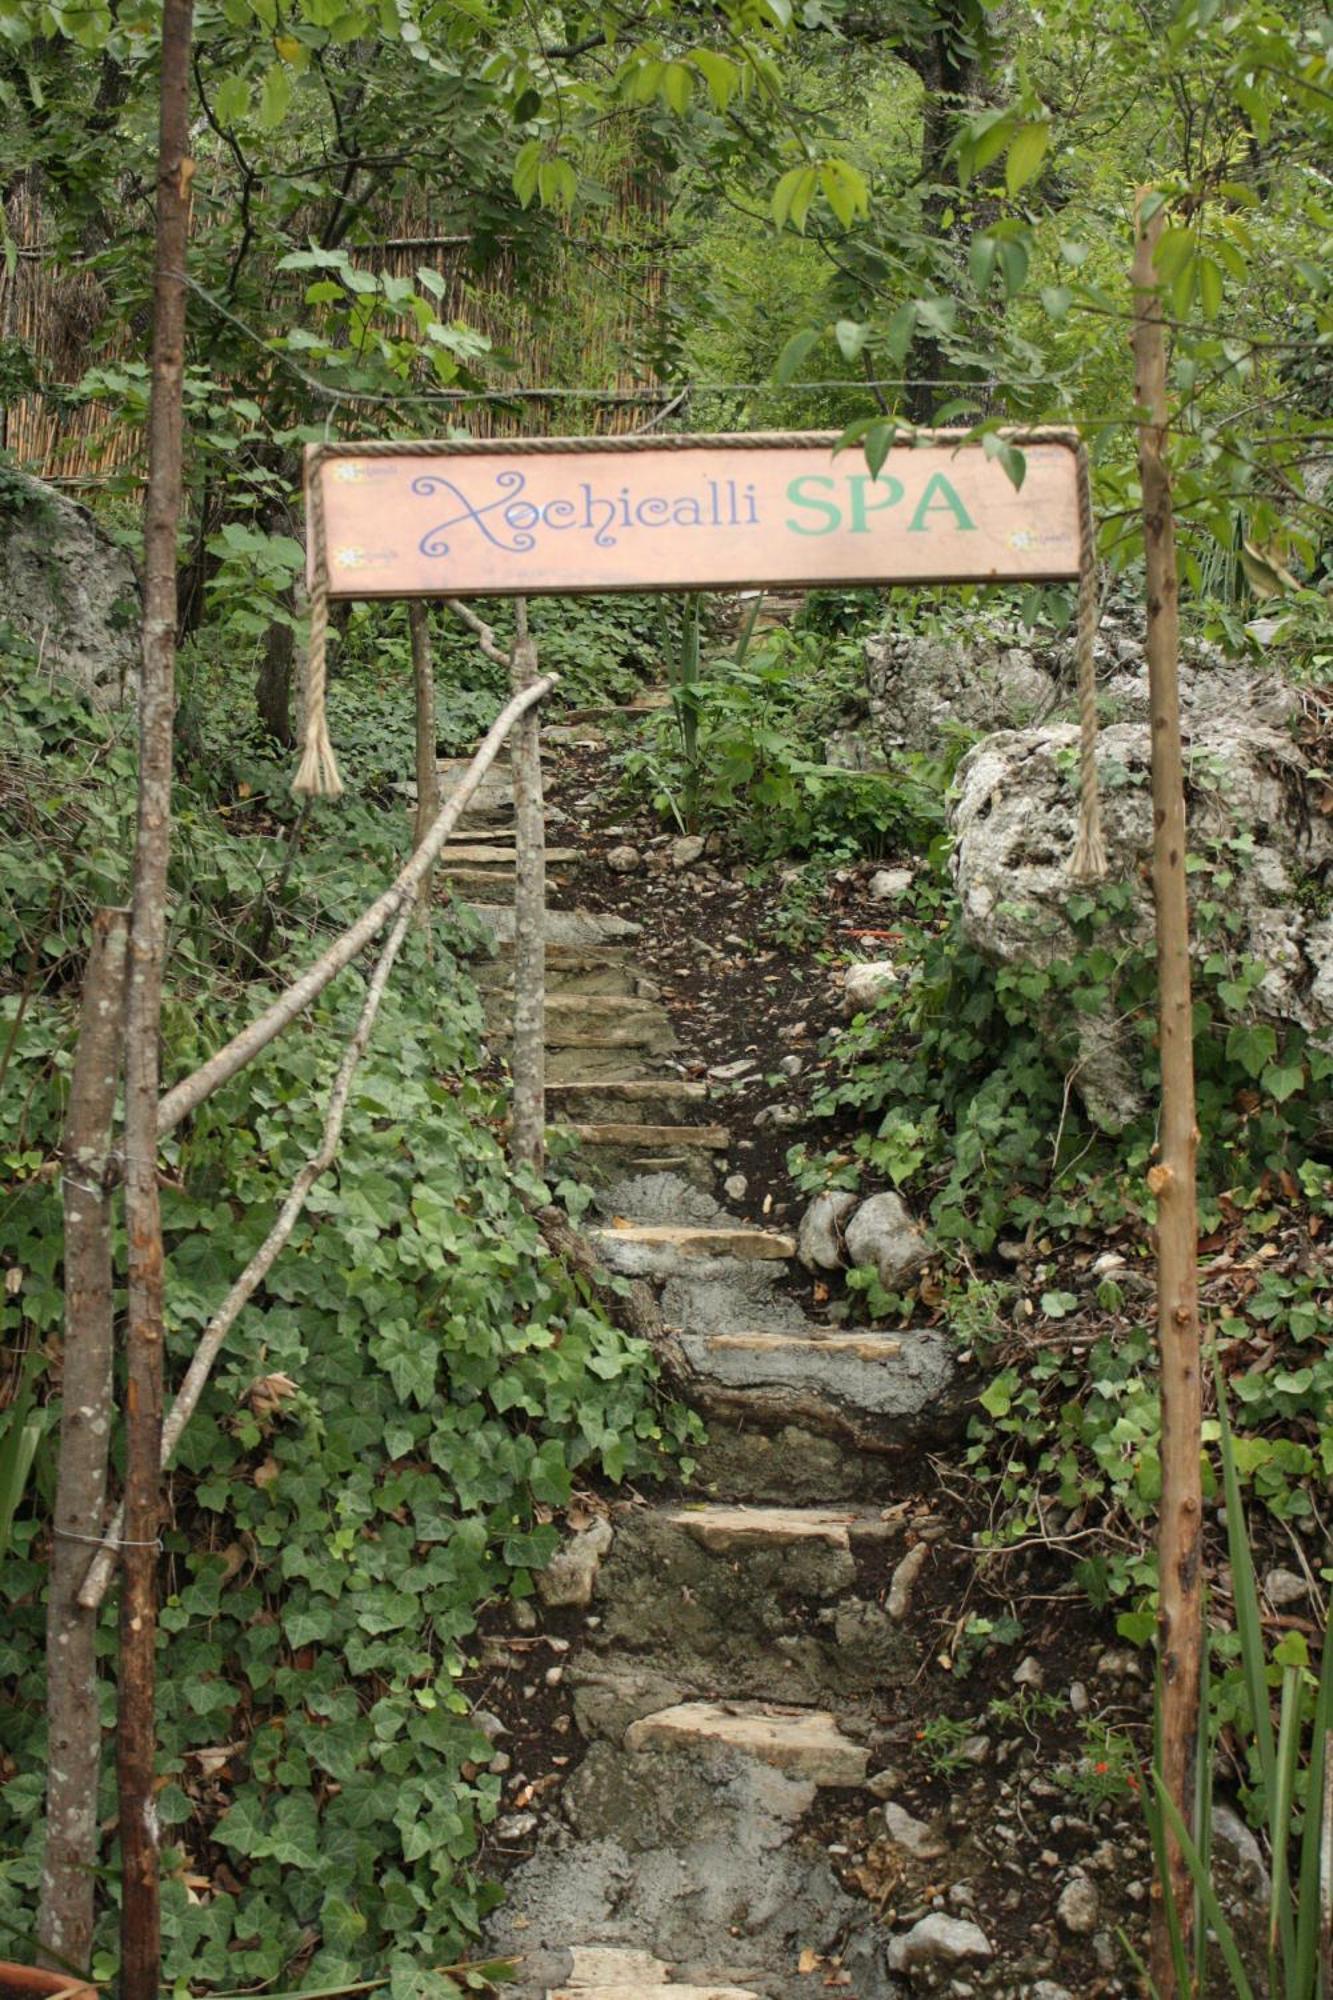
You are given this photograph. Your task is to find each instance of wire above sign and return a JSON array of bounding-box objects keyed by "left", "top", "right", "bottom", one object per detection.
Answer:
[{"left": 305, "top": 430, "right": 1083, "bottom": 598}]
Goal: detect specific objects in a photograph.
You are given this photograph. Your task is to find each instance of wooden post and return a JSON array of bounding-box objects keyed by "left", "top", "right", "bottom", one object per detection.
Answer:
[
  {"left": 119, "top": 5, "right": 194, "bottom": 1995},
  {"left": 509, "top": 598, "right": 546, "bottom": 1175},
  {"left": 409, "top": 603, "right": 442, "bottom": 917},
  {"left": 39, "top": 907, "right": 129, "bottom": 1971},
  {"left": 1132, "top": 191, "right": 1204, "bottom": 1997}
]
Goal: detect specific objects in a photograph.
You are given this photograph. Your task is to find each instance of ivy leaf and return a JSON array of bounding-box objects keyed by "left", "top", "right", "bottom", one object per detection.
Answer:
[
  {"left": 257, "top": 62, "right": 293, "bottom": 129},
  {"left": 1261, "top": 1060, "right": 1304, "bottom": 1103},
  {"left": 1226, "top": 1020, "right": 1278, "bottom": 1079}
]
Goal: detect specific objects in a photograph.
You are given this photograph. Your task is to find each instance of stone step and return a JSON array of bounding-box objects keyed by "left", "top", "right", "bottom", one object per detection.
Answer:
[
  {"left": 563, "top": 1947, "right": 670, "bottom": 1988},
  {"left": 488, "top": 995, "right": 676, "bottom": 1048},
  {"left": 675, "top": 1326, "right": 962, "bottom": 1453},
  {"left": 440, "top": 843, "right": 581, "bottom": 867},
  {"left": 551, "top": 1988, "right": 758, "bottom": 2000},
  {"left": 590, "top": 1224, "right": 795, "bottom": 1271},
  {"left": 546, "top": 1079, "right": 708, "bottom": 1107},
  {"left": 555, "top": 1123, "right": 730, "bottom": 1152},
  {"left": 562, "top": 693, "right": 671, "bottom": 725},
  {"left": 478, "top": 958, "right": 648, "bottom": 999},
  {"left": 464, "top": 905, "right": 641, "bottom": 946},
  {"left": 624, "top": 1702, "right": 867, "bottom": 1788},
  {"left": 444, "top": 867, "right": 571, "bottom": 898},
  {"left": 573, "top": 1505, "right": 914, "bottom": 1709}
]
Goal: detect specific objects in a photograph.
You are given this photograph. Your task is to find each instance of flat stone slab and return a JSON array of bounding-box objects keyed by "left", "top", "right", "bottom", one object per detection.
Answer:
[
  {"left": 674, "top": 1327, "right": 964, "bottom": 1450},
  {"left": 592, "top": 1225, "right": 795, "bottom": 1266},
  {"left": 663, "top": 1504, "right": 890, "bottom": 1553},
  {"left": 624, "top": 1702, "right": 867, "bottom": 1788},
  {"left": 560, "top": 1124, "right": 731, "bottom": 1151},
  {"left": 466, "top": 905, "right": 642, "bottom": 946},
  {"left": 564, "top": 1947, "right": 670, "bottom": 1987}
]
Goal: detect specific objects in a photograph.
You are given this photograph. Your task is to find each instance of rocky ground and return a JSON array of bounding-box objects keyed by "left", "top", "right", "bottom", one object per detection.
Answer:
[{"left": 432, "top": 709, "right": 1277, "bottom": 2000}]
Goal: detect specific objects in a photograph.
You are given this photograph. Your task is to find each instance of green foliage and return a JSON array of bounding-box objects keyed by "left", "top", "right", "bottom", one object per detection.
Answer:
[
  {"left": 0, "top": 645, "right": 696, "bottom": 1986},
  {"left": 1138, "top": 1375, "right": 1333, "bottom": 2000},
  {"left": 620, "top": 618, "right": 946, "bottom": 857}
]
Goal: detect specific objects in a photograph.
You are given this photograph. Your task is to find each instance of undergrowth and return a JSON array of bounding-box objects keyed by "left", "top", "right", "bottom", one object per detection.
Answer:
[{"left": 0, "top": 637, "right": 696, "bottom": 1987}]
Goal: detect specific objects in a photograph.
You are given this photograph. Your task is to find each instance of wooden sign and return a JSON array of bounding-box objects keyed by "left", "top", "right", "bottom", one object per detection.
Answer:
[{"left": 307, "top": 431, "right": 1081, "bottom": 599}]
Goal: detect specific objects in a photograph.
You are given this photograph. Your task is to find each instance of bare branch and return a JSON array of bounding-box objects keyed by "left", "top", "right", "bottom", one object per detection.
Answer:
[
  {"left": 155, "top": 673, "right": 556, "bottom": 1139},
  {"left": 444, "top": 596, "right": 511, "bottom": 668},
  {"left": 80, "top": 895, "right": 417, "bottom": 1612}
]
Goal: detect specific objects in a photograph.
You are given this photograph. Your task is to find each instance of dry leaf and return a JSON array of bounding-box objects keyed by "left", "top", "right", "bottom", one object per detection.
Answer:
[{"left": 798, "top": 1948, "right": 822, "bottom": 1975}]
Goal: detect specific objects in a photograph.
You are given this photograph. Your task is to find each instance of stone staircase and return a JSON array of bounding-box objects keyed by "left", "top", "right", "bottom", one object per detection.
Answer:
[{"left": 443, "top": 716, "right": 960, "bottom": 2000}]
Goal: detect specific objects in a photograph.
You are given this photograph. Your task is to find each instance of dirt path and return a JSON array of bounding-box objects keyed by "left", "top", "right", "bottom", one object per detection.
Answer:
[{"left": 436, "top": 716, "right": 1181, "bottom": 2000}]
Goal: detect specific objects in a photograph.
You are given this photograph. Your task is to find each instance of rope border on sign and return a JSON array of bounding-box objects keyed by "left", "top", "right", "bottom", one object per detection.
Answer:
[{"left": 297, "top": 426, "right": 1105, "bottom": 881}]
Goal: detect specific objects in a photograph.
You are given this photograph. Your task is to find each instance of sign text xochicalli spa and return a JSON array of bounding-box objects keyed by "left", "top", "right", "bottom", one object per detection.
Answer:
[{"left": 307, "top": 432, "right": 1082, "bottom": 598}]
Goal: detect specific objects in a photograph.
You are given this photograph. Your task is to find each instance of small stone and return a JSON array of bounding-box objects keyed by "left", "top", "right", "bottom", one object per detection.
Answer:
[
  {"left": 881, "top": 1801, "right": 949, "bottom": 1860},
  {"left": 842, "top": 960, "right": 898, "bottom": 1016},
  {"left": 845, "top": 1191, "right": 931, "bottom": 1290},
  {"left": 1263, "top": 1566, "right": 1308, "bottom": 1607},
  {"left": 867, "top": 1766, "right": 907, "bottom": 1799},
  {"left": 545, "top": 1664, "right": 564, "bottom": 1686},
  {"left": 869, "top": 866, "right": 914, "bottom": 902},
  {"left": 1092, "top": 1933, "right": 1116, "bottom": 1974},
  {"left": 671, "top": 834, "right": 706, "bottom": 869},
  {"left": 536, "top": 1515, "right": 614, "bottom": 1609},
  {"left": 723, "top": 1173, "right": 748, "bottom": 1201},
  {"left": 488, "top": 1751, "right": 511, "bottom": 1774},
  {"left": 886, "top": 1914, "right": 992, "bottom": 1975},
  {"left": 754, "top": 1102, "right": 802, "bottom": 1131},
  {"left": 1097, "top": 1647, "right": 1146, "bottom": 1681},
  {"left": 1028, "top": 1985, "right": 1074, "bottom": 2000},
  {"left": 887, "top": 1541, "right": 929, "bottom": 1621},
  {"left": 606, "top": 844, "right": 642, "bottom": 874},
  {"left": 511, "top": 1598, "right": 538, "bottom": 1632},
  {"left": 496, "top": 1811, "right": 539, "bottom": 1840},
  {"left": 1041, "top": 1849, "right": 1059, "bottom": 1868},
  {"left": 1068, "top": 1680, "right": 1089, "bottom": 1715},
  {"left": 472, "top": 1709, "right": 507, "bottom": 1741},
  {"left": 1057, "top": 1874, "right": 1099, "bottom": 1936},
  {"left": 778, "top": 1053, "right": 804, "bottom": 1078},
  {"left": 796, "top": 1189, "right": 858, "bottom": 1273},
  {"left": 709, "top": 1057, "right": 757, "bottom": 1081},
  {"left": 1013, "top": 1655, "right": 1045, "bottom": 1690},
  {"left": 1212, "top": 1802, "right": 1270, "bottom": 1899},
  {"left": 1092, "top": 1252, "right": 1125, "bottom": 1276},
  {"left": 961, "top": 1735, "right": 991, "bottom": 1766},
  {"left": 947, "top": 1882, "right": 976, "bottom": 1912}
]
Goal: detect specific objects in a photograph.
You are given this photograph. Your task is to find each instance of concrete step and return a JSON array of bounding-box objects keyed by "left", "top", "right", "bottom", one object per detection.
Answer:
[
  {"left": 562, "top": 693, "right": 671, "bottom": 725},
  {"left": 676, "top": 1326, "right": 963, "bottom": 1455},
  {"left": 572, "top": 1504, "right": 915, "bottom": 1710},
  {"left": 624, "top": 1702, "right": 867, "bottom": 1788},
  {"left": 488, "top": 995, "right": 676, "bottom": 1051},
  {"left": 440, "top": 843, "right": 581, "bottom": 867},
  {"left": 551, "top": 1988, "right": 758, "bottom": 2000},
  {"left": 590, "top": 1224, "right": 795, "bottom": 1273},
  {"left": 555, "top": 1123, "right": 730, "bottom": 1152},
  {"left": 551, "top": 1987, "right": 758, "bottom": 2000},
  {"left": 561, "top": 1947, "right": 670, "bottom": 1988},
  {"left": 544, "top": 1080, "right": 712, "bottom": 1131},
  {"left": 475, "top": 948, "right": 648, "bottom": 998},
  {"left": 464, "top": 905, "right": 641, "bottom": 946}
]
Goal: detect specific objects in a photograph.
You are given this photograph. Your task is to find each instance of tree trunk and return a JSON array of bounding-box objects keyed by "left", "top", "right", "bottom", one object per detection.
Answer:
[
  {"left": 508, "top": 601, "right": 546, "bottom": 1176},
  {"left": 118, "top": 6, "right": 194, "bottom": 1995},
  {"left": 38, "top": 906, "right": 129, "bottom": 1973},
  {"left": 255, "top": 603, "right": 295, "bottom": 747},
  {"left": 409, "top": 603, "right": 441, "bottom": 913},
  {"left": 1133, "top": 192, "right": 1203, "bottom": 1999}
]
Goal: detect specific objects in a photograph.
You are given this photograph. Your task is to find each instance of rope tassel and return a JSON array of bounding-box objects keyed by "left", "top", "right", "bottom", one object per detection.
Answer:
[
  {"left": 1068, "top": 441, "right": 1107, "bottom": 883},
  {"left": 294, "top": 448, "right": 344, "bottom": 799}
]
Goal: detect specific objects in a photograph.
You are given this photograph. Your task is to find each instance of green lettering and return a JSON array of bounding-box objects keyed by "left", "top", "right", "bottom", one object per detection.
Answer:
[
  {"left": 786, "top": 475, "right": 841, "bottom": 535},
  {"left": 848, "top": 473, "right": 904, "bottom": 533},
  {"left": 907, "top": 472, "right": 977, "bottom": 533}
]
